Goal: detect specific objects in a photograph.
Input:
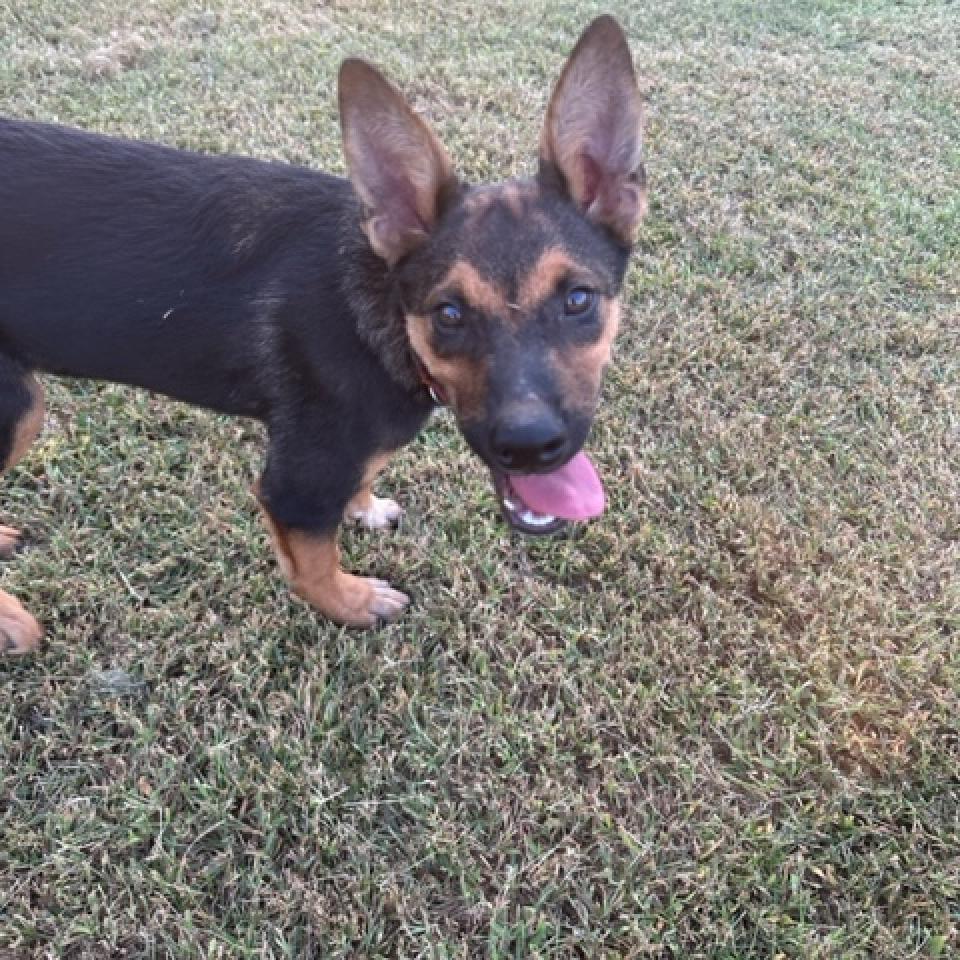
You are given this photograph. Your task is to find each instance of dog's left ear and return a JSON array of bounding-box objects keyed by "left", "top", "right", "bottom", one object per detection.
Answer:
[
  {"left": 539, "top": 16, "right": 647, "bottom": 245},
  {"left": 339, "top": 59, "right": 458, "bottom": 266}
]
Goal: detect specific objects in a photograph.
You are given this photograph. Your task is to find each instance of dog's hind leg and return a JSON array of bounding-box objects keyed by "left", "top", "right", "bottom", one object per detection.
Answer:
[{"left": 0, "top": 361, "right": 44, "bottom": 653}]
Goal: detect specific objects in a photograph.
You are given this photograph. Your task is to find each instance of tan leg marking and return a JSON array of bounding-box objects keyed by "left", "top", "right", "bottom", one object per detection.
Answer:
[
  {"left": 4, "top": 374, "right": 44, "bottom": 471},
  {"left": 0, "top": 375, "right": 44, "bottom": 651},
  {"left": 0, "top": 374, "right": 44, "bottom": 559},
  {"left": 344, "top": 451, "right": 402, "bottom": 530},
  {"left": 259, "top": 509, "right": 409, "bottom": 628},
  {"left": 0, "top": 590, "right": 41, "bottom": 654}
]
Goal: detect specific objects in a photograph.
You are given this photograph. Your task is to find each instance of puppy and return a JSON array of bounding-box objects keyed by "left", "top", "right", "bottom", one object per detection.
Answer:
[{"left": 0, "top": 15, "right": 646, "bottom": 651}]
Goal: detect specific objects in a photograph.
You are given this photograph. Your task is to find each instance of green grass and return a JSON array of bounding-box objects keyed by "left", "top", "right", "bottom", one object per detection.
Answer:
[{"left": 2, "top": 1, "right": 958, "bottom": 956}]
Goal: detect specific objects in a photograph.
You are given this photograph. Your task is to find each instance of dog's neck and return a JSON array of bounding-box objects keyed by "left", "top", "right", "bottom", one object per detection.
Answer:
[{"left": 337, "top": 208, "right": 431, "bottom": 401}]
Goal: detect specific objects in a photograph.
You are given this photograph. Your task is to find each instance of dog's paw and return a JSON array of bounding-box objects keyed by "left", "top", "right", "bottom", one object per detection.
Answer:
[
  {"left": 365, "top": 577, "right": 410, "bottom": 620},
  {"left": 320, "top": 573, "right": 410, "bottom": 628},
  {"left": 0, "top": 525, "right": 23, "bottom": 559},
  {"left": 0, "top": 591, "right": 42, "bottom": 654},
  {"left": 347, "top": 495, "right": 403, "bottom": 530}
]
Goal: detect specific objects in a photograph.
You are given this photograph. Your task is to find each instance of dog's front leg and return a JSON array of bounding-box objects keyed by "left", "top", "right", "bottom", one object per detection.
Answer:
[
  {"left": 254, "top": 435, "right": 408, "bottom": 628},
  {"left": 343, "top": 450, "right": 402, "bottom": 529},
  {"left": 258, "top": 510, "right": 408, "bottom": 628}
]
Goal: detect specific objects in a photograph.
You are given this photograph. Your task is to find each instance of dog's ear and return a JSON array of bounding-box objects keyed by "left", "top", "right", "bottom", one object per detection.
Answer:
[
  {"left": 539, "top": 16, "right": 647, "bottom": 245},
  {"left": 339, "top": 59, "right": 457, "bottom": 266}
]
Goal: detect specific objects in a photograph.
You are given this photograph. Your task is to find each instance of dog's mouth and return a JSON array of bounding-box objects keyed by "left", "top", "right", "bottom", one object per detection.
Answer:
[{"left": 491, "top": 452, "right": 606, "bottom": 536}]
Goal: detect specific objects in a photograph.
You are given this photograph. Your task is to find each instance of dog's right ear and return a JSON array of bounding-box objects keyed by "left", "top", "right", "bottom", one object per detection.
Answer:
[{"left": 339, "top": 59, "right": 457, "bottom": 266}]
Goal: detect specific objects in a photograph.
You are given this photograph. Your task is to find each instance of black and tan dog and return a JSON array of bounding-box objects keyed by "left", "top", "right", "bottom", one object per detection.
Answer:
[{"left": 0, "top": 16, "right": 646, "bottom": 651}]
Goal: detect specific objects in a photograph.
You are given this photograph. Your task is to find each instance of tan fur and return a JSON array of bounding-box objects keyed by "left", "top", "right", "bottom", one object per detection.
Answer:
[
  {"left": 0, "top": 590, "right": 41, "bottom": 654},
  {"left": 518, "top": 247, "right": 581, "bottom": 310},
  {"left": 437, "top": 261, "right": 509, "bottom": 317},
  {"left": 259, "top": 510, "right": 407, "bottom": 628},
  {"left": 4, "top": 374, "right": 43, "bottom": 471},
  {"left": 407, "top": 259, "right": 503, "bottom": 418},
  {"left": 548, "top": 300, "right": 621, "bottom": 409},
  {"left": 406, "top": 313, "right": 488, "bottom": 421},
  {"left": 465, "top": 182, "right": 537, "bottom": 223},
  {"left": 0, "top": 374, "right": 44, "bottom": 651}
]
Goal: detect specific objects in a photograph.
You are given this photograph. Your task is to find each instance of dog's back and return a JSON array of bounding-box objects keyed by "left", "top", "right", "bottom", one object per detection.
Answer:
[{"left": 0, "top": 118, "right": 355, "bottom": 415}]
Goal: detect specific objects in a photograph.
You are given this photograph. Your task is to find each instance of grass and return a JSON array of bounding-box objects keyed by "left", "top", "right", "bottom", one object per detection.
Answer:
[{"left": 1, "top": 0, "right": 958, "bottom": 956}]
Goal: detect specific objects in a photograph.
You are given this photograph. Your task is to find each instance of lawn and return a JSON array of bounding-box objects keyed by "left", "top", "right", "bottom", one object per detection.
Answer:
[{"left": 1, "top": 1, "right": 958, "bottom": 957}]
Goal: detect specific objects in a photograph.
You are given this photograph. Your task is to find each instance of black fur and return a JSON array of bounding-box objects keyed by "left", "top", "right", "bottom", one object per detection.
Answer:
[{"left": 0, "top": 118, "right": 433, "bottom": 534}]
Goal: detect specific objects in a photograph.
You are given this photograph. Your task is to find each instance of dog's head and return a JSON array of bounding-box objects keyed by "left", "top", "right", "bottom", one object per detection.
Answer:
[{"left": 339, "top": 16, "right": 646, "bottom": 534}]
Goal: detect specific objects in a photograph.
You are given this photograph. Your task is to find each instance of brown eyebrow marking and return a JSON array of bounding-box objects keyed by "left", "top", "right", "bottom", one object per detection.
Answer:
[
  {"left": 432, "top": 260, "right": 509, "bottom": 317},
  {"left": 517, "top": 246, "right": 581, "bottom": 310}
]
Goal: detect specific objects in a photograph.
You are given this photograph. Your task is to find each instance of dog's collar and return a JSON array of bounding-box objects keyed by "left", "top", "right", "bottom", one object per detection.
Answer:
[{"left": 412, "top": 354, "right": 448, "bottom": 407}]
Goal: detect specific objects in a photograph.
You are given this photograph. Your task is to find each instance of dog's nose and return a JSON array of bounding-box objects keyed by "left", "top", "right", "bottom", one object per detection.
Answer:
[{"left": 490, "top": 414, "right": 568, "bottom": 472}]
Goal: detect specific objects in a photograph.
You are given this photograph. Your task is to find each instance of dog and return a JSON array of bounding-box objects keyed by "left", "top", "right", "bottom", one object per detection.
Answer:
[{"left": 0, "top": 15, "right": 646, "bottom": 651}]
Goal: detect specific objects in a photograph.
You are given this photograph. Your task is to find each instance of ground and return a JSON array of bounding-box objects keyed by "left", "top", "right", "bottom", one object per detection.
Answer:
[{"left": 1, "top": 1, "right": 958, "bottom": 957}]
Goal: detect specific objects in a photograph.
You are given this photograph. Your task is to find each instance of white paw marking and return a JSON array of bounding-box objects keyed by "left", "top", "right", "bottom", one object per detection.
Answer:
[{"left": 349, "top": 496, "right": 403, "bottom": 530}]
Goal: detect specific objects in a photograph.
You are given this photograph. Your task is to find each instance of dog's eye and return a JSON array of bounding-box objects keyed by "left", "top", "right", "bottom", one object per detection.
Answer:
[
  {"left": 564, "top": 287, "right": 595, "bottom": 317},
  {"left": 433, "top": 302, "right": 464, "bottom": 331}
]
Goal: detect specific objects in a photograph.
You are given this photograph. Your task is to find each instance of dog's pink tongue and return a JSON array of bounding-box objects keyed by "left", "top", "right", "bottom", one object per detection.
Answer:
[{"left": 510, "top": 452, "right": 605, "bottom": 520}]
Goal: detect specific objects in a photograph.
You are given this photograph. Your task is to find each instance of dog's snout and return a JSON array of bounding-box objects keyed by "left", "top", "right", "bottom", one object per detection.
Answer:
[{"left": 490, "top": 413, "right": 568, "bottom": 472}]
